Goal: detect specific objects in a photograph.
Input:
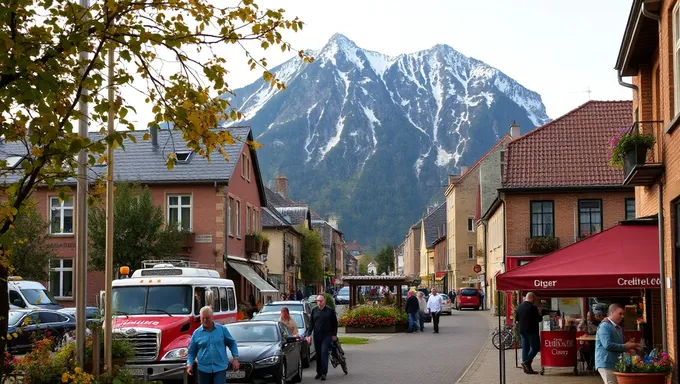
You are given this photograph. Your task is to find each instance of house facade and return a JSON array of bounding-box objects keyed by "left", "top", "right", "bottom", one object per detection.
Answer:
[
  {"left": 20, "top": 127, "right": 277, "bottom": 306},
  {"left": 401, "top": 221, "right": 421, "bottom": 278},
  {"left": 419, "top": 203, "right": 446, "bottom": 289},
  {"left": 615, "top": 0, "right": 680, "bottom": 358},
  {"left": 261, "top": 206, "right": 303, "bottom": 295}
]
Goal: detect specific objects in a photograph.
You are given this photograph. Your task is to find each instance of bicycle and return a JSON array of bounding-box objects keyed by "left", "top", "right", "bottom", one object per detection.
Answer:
[
  {"left": 329, "top": 339, "right": 348, "bottom": 374},
  {"left": 492, "top": 324, "right": 519, "bottom": 350}
]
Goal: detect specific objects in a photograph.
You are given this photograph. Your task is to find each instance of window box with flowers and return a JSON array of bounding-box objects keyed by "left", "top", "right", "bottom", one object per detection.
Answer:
[
  {"left": 609, "top": 128, "right": 656, "bottom": 174},
  {"left": 339, "top": 305, "right": 408, "bottom": 333},
  {"left": 614, "top": 349, "right": 673, "bottom": 384},
  {"left": 526, "top": 236, "right": 559, "bottom": 254}
]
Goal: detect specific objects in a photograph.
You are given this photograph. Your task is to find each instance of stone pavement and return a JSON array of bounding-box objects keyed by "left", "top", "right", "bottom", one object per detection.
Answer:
[{"left": 456, "top": 313, "right": 602, "bottom": 384}]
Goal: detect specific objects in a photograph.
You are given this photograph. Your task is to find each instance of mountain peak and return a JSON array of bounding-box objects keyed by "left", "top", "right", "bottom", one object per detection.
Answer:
[{"left": 329, "top": 32, "right": 356, "bottom": 47}]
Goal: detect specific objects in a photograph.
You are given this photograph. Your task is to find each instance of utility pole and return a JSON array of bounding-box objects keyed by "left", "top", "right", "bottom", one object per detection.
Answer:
[
  {"left": 75, "top": 0, "right": 91, "bottom": 369},
  {"left": 104, "top": 35, "right": 116, "bottom": 374}
]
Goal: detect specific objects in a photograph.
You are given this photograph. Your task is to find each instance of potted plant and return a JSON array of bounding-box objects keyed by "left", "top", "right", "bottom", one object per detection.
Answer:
[
  {"left": 609, "top": 128, "right": 656, "bottom": 169},
  {"left": 526, "top": 236, "right": 559, "bottom": 254},
  {"left": 614, "top": 349, "right": 673, "bottom": 384}
]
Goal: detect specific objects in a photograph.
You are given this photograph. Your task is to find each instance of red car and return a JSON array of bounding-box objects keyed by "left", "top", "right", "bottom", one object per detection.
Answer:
[{"left": 455, "top": 288, "right": 481, "bottom": 310}]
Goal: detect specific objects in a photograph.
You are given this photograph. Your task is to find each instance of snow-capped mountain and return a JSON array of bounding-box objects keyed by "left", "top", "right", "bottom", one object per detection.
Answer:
[{"left": 229, "top": 33, "right": 550, "bottom": 248}]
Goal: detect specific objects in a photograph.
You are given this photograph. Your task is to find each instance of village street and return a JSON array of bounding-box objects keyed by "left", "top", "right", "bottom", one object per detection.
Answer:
[{"left": 300, "top": 310, "right": 489, "bottom": 383}]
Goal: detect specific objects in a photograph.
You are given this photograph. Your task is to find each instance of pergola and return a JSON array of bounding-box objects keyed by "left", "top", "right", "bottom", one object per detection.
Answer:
[{"left": 341, "top": 275, "right": 417, "bottom": 309}]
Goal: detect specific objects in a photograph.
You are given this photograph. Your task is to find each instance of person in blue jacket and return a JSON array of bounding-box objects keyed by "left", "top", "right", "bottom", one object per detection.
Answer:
[
  {"left": 595, "top": 304, "right": 640, "bottom": 384},
  {"left": 187, "top": 306, "right": 240, "bottom": 384}
]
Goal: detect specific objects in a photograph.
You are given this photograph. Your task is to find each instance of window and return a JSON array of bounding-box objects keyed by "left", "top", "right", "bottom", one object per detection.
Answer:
[
  {"left": 246, "top": 205, "right": 252, "bottom": 233},
  {"left": 168, "top": 195, "right": 192, "bottom": 231},
  {"left": 625, "top": 198, "right": 636, "bottom": 220},
  {"left": 174, "top": 151, "right": 193, "bottom": 163},
  {"left": 674, "top": 3, "right": 680, "bottom": 115},
  {"left": 49, "top": 259, "right": 73, "bottom": 298},
  {"left": 219, "top": 287, "right": 228, "bottom": 310},
  {"left": 228, "top": 197, "right": 234, "bottom": 236},
  {"left": 530, "top": 201, "right": 554, "bottom": 237},
  {"left": 236, "top": 200, "right": 241, "bottom": 237},
  {"left": 227, "top": 287, "right": 236, "bottom": 311},
  {"left": 252, "top": 209, "right": 258, "bottom": 232},
  {"left": 241, "top": 153, "right": 250, "bottom": 181},
  {"left": 211, "top": 287, "right": 220, "bottom": 311},
  {"left": 468, "top": 245, "right": 474, "bottom": 260},
  {"left": 467, "top": 218, "right": 474, "bottom": 232},
  {"left": 50, "top": 197, "right": 73, "bottom": 234},
  {"left": 579, "top": 200, "right": 602, "bottom": 236}
]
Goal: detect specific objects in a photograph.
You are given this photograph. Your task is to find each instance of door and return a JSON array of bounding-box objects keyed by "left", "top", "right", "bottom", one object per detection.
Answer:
[{"left": 279, "top": 323, "right": 297, "bottom": 378}]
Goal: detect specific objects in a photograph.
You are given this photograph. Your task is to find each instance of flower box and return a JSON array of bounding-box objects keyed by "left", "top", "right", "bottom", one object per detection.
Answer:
[
  {"left": 613, "top": 372, "right": 667, "bottom": 384},
  {"left": 623, "top": 146, "right": 650, "bottom": 177},
  {"left": 245, "top": 234, "right": 257, "bottom": 253},
  {"left": 526, "top": 236, "right": 559, "bottom": 254}
]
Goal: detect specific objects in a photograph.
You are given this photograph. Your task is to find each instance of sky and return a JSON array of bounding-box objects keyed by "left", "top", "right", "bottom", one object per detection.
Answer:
[{"left": 217, "top": 0, "right": 635, "bottom": 120}]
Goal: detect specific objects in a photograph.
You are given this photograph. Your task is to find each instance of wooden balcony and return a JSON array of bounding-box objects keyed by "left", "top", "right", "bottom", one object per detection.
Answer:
[{"left": 622, "top": 121, "right": 665, "bottom": 187}]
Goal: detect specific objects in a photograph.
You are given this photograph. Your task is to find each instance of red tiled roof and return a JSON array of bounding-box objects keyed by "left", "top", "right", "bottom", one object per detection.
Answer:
[{"left": 502, "top": 100, "right": 633, "bottom": 189}]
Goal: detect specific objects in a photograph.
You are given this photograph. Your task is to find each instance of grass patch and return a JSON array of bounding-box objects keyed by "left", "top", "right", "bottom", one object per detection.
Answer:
[{"left": 339, "top": 337, "right": 369, "bottom": 345}]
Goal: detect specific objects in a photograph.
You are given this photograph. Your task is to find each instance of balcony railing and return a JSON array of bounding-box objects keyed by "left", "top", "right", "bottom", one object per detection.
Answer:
[{"left": 622, "top": 121, "right": 665, "bottom": 186}]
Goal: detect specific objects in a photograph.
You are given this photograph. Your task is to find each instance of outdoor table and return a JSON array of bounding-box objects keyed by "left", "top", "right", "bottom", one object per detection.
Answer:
[
  {"left": 576, "top": 333, "right": 596, "bottom": 373},
  {"left": 540, "top": 330, "right": 578, "bottom": 376}
]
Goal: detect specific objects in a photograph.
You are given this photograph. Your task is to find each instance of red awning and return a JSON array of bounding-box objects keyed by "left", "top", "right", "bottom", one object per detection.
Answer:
[
  {"left": 496, "top": 224, "right": 660, "bottom": 291},
  {"left": 435, "top": 271, "right": 446, "bottom": 278}
]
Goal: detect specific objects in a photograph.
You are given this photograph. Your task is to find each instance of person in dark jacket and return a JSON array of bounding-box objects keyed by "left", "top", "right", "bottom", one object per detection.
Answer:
[
  {"left": 305, "top": 294, "right": 338, "bottom": 381},
  {"left": 514, "top": 292, "right": 542, "bottom": 374},
  {"left": 405, "top": 291, "right": 420, "bottom": 333}
]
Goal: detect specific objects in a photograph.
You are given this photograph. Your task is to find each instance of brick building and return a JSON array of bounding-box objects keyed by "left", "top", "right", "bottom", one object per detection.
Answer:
[
  {"left": 2, "top": 126, "right": 278, "bottom": 306},
  {"left": 615, "top": 0, "right": 680, "bottom": 357}
]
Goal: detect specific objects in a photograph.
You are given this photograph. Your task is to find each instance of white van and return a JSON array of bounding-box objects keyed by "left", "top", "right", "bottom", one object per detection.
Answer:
[{"left": 8, "top": 277, "right": 62, "bottom": 310}]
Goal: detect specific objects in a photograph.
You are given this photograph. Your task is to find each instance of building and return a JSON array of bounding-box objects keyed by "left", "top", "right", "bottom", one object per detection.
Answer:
[
  {"left": 261, "top": 205, "right": 303, "bottom": 295},
  {"left": 480, "top": 101, "right": 635, "bottom": 315},
  {"left": 401, "top": 221, "right": 422, "bottom": 278},
  {"left": 445, "top": 131, "right": 516, "bottom": 291},
  {"left": 343, "top": 246, "right": 358, "bottom": 276},
  {"left": 615, "top": 0, "right": 680, "bottom": 357},
  {"left": 9, "top": 126, "right": 278, "bottom": 305},
  {"left": 394, "top": 244, "right": 404, "bottom": 275},
  {"left": 419, "top": 203, "right": 446, "bottom": 289},
  {"left": 367, "top": 261, "right": 377, "bottom": 275}
]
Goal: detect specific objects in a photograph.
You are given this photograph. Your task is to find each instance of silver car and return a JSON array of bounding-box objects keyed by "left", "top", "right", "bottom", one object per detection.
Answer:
[
  {"left": 440, "top": 294, "right": 453, "bottom": 315},
  {"left": 252, "top": 310, "right": 316, "bottom": 368},
  {"left": 259, "top": 301, "right": 312, "bottom": 316}
]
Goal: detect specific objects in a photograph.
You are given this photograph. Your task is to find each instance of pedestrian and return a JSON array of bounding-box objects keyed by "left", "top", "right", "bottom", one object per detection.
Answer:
[
  {"left": 405, "top": 291, "right": 419, "bottom": 333},
  {"left": 279, "top": 307, "right": 299, "bottom": 336},
  {"left": 247, "top": 294, "right": 257, "bottom": 319},
  {"left": 595, "top": 304, "right": 640, "bottom": 384},
  {"left": 305, "top": 294, "right": 338, "bottom": 381},
  {"left": 186, "top": 306, "right": 240, "bottom": 384},
  {"left": 297, "top": 289, "right": 304, "bottom": 300},
  {"left": 426, "top": 288, "right": 443, "bottom": 333},
  {"left": 416, "top": 291, "right": 427, "bottom": 332},
  {"left": 289, "top": 291, "right": 297, "bottom": 301},
  {"left": 479, "top": 289, "right": 485, "bottom": 310},
  {"left": 514, "top": 292, "right": 542, "bottom": 374}
]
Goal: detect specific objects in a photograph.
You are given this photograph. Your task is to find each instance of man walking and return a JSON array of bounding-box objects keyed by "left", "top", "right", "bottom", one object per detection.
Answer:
[
  {"left": 405, "top": 291, "right": 420, "bottom": 333},
  {"left": 306, "top": 294, "right": 338, "bottom": 381},
  {"left": 426, "top": 288, "right": 443, "bottom": 333},
  {"left": 186, "top": 306, "right": 240, "bottom": 384},
  {"left": 595, "top": 304, "right": 640, "bottom": 384},
  {"left": 514, "top": 292, "right": 542, "bottom": 374},
  {"left": 416, "top": 291, "right": 427, "bottom": 332}
]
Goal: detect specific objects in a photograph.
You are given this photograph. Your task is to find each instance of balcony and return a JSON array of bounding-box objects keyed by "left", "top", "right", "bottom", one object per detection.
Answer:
[{"left": 622, "top": 121, "right": 664, "bottom": 187}]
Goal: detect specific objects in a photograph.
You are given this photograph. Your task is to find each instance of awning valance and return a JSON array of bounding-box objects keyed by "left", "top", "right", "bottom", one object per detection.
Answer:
[
  {"left": 228, "top": 261, "right": 279, "bottom": 293},
  {"left": 496, "top": 224, "right": 660, "bottom": 292}
]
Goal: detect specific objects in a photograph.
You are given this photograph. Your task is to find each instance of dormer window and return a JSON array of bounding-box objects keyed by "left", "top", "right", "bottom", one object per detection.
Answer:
[
  {"left": 175, "top": 151, "right": 193, "bottom": 164},
  {"left": 3, "top": 156, "right": 24, "bottom": 169},
  {"left": 241, "top": 153, "right": 250, "bottom": 181}
]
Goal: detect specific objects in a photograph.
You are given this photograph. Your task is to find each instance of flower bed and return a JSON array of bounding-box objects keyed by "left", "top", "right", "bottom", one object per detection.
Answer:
[{"left": 338, "top": 305, "right": 408, "bottom": 332}]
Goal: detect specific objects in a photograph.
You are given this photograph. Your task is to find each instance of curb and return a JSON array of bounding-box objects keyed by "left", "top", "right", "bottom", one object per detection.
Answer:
[{"left": 455, "top": 313, "right": 495, "bottom": 383}]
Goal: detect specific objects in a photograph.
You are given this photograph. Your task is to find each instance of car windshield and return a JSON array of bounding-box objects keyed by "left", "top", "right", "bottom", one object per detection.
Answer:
[
  {"left": 261, "top": 304, "right": 304, "bottom": 313},
  {"left": 254, "top": 313, "right": 304, "bottom": 328},
  {"left": 461, "top": 288, "right": 478, "bottom": 296},
  {"left": 112, "top": 285, "right": 192, "bottom": 315},
  {"left": 8, "top": 311, "right": 25, "bottom": 326},
  {"left": 337, "top": 287, "right": 349, "bottom": 296},
  {"left": 441, "top": 294, "right": 449, "bottom": 300},
  {"left": 21, "top": 289, "right": 59, "bottom": 305},
  {"left": 227, "top": 323, "right": 280, "bottom": 343}
]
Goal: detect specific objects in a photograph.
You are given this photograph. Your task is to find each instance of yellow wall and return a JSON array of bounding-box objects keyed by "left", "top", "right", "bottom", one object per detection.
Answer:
[
  {"left": 263, "top": 229, "right": 285, "bottom": 275},
  {"left": 485, "top": 204, "right": 505, "bottom": 310},
  {"left": 445, "top": 171, "right": 480, "bottom": 290}
]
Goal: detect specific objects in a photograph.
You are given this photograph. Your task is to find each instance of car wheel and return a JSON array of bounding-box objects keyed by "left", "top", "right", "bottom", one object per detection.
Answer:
[
  {"left": 302, "top": 344, "right": 310, "bottom": 368},
  {"left": 291, "top": 353, "right": 303, "bottom": 383}
]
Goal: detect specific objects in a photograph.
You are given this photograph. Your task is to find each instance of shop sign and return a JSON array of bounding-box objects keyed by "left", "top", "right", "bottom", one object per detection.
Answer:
[
  {"left": 540, "top": 332, "right": 577, "bottom": 368},
  {"left": 617, "top": 277, "right": 661, "bottom": 286},
  {"left": 195, "top": 234, "right": 213, "bottom": 243}
]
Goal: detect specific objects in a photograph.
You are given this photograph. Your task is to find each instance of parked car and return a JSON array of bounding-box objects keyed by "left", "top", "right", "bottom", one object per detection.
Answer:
[
  {"left": 252, "top": 310, "right": 316, "bottom": 367},
  {"left": 305, "top": 295, "right": 318, "bottom": 309},
  {"left": 456, "top": 288, "right": 481, "bottom": 310},
  {"left": 58, "top": 306, "right": 101, "bottom": 322},
  {"left": 334, "top": 287, "right": 350, "bottom": 305},
  {"left": 259, "top": 301, "right": 312, "bottom": 316},
  {"left": 440, "top": 294, "right": 453, "bottom": 315},
  {"left": 225, "top": 320, "right": 303, "bottom": 383},
  {"left": 7, "top": 309, "right": 75, "bottom": 354}
]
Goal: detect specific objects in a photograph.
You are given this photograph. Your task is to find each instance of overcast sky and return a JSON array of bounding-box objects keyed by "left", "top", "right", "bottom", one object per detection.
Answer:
[{"left": 221, "top": 0, "right": 634, "bottom": 120}]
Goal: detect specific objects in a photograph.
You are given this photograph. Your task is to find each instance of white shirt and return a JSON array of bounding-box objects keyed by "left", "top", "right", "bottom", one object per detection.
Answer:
[{"left": 427, "top": 293, "right": 443, "bottom": 313}]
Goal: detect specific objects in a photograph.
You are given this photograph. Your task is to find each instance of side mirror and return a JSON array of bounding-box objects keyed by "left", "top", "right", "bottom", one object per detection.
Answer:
[{"left": 286, "top": 336, "right": 298, "bottom": 344}]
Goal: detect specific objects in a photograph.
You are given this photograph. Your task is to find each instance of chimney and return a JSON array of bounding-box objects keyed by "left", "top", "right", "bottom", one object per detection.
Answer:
[
  {"left": 151, "top": 126, "right": 158, "bottom": 148},
  {"left": 448, "top": 174, "right": 460, "bottom": 185},
  {"left": 460, "top": 165, "right": 469, "bottom": 174},
  {"left": 510, "top": 121, "right": 521, "bottom": 138},
  {"left": 275, "top": 174, "right": 289, "bottom": 198}
]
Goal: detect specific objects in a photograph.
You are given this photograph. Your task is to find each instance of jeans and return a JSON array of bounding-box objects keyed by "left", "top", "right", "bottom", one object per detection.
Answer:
[
  {"left": 418, "top": 310, "right": 425, "bottom": 331},
  {"left": 408, "top": 313, "right": 418, "bottom": 332},
  {"left": 520, "top": 332, "right": 541, "bottom": 363},
  {"left": 197, "top": 369, "right": 226, "bottom": 384},
  {"left": 432, "top": 311, "right": 441, "bottom": 333},
  {"left": 313, "top": 335, "right": 333, "bottom": 375}
]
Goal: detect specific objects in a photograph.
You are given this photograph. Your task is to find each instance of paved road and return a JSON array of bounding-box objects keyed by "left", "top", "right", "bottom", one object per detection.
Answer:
[{"left": 299, "top": 310, "right": 490, "bottom": 383}]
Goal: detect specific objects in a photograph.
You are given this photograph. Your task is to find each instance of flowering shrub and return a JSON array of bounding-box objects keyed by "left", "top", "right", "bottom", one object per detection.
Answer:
[
  {"left": 338, "top": 305, "right": 408, "bottom": 328},
  {"left": 1, "top": 351, "right": 17, "bottom": 377},
  {"left": 608, "top": 128, "right": 656, "bottom": 167},
  {"left": 16, "top": 338, "right": 64, "bottom": 384},
  {"left": 61, "top": 367, "right": 95, "bottom": 384},
  {"left": 616, "top": 349, "right": 673, "bottom": 374}
]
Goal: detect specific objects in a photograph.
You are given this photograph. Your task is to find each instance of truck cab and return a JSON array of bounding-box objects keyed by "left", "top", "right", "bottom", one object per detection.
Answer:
[
  {"left": 8, "top": 277, "right": 62, "bottom": 310},
  {"left": 108, "top": 262, "right": 238, "bottom": 380}
]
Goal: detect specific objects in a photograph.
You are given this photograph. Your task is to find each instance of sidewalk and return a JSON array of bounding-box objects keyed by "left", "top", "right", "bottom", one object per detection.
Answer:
[{"left": 457, "top": 313, "right": 602, "bottom": 384}]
